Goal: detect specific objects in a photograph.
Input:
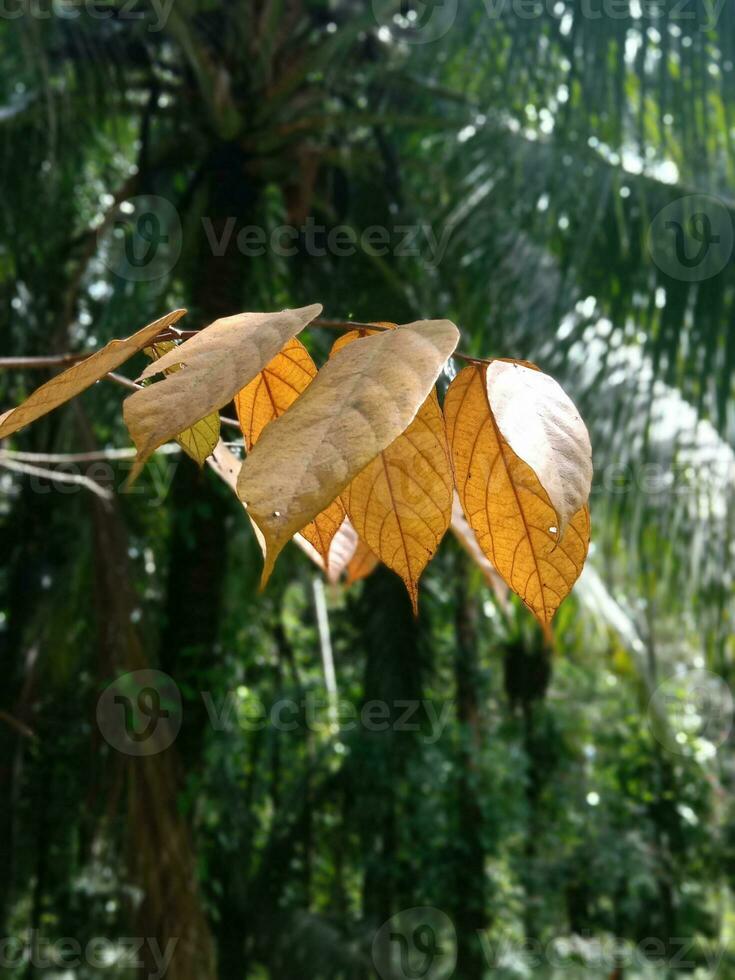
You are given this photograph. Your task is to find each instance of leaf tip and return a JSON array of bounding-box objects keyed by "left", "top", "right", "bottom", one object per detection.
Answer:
[{"left": 125, "top": 456, "right": 147, "bottom": 489}]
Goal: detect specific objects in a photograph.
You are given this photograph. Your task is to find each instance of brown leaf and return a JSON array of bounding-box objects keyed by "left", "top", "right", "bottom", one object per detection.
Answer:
[
  {"left": 345, "top": 539, "right": 379, "bottom": 585},
  {"left": 486, "top": 359, "right": 592, "bottom": 536},
  {"left": 124, "top": 304, "right": 321, "bottom": 481},
  {"left": 236, "top": 317, "right": 460, "bottom": 585},
  {"left": 444, "top": 364, "right": 590, "bottom": 625},
  {"left": 450, "top": 495, "right": 509, "bottom": 607},
  {"left": 234, "top": 337, "right": 346, "bottom": 567},
  {"left": 335, "top": 329, "right": 453, "bottom": 612},
  {"left": 295, "top": 517, "right": 361, "bottom": 583},
  {"left": 146, "top": 341, "right": 220, "bottom": 466},
  {"left": 0, "top": 309, "right": 187, "bottom": 440}
]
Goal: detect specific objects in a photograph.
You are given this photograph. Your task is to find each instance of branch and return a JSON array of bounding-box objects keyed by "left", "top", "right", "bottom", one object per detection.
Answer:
[
  {"left": 0, "top": 353, "right": 90, "bottom": 369},
  {"left": 155, "top": 318, "right": 486, "bottom": 364},
  {"left": 0, "top": 709, "right": 36, "bottom": 740},
  {"left": 0, "top": 318, "right": 486, "bottom": 371},
  {"left": 0, "top": 456, "right": 113, "bottom": 501},
  {"left": 0, "top": 446, "right": 180, "bottom": 464}
]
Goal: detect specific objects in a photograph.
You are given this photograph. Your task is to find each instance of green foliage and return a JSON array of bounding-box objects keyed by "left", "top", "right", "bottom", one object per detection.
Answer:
[{"left": 0, "top": 1, "right": 733, "bottom": 978}]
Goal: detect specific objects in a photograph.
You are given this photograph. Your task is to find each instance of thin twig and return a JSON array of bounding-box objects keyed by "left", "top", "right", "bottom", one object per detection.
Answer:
[
  {"left": 0, "top": 446, "right": 181, "bottom": 464},
  {"left": 0, "top": 353, "right": 91, "bottom": 369},
  {"left": 0, "top": 709, "right": 36, "bottom": 740},
  {"left": 106, "top": 371, "right": 141, "bottom": 392},
  {"left": 0, "top": 456, "right": 113, "bottom": 500},
  {"left": 0, "top": 318, "right": 489, "bottom": 370}
]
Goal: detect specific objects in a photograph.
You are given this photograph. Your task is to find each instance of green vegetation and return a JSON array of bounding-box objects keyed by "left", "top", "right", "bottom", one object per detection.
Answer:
[{"left": 0, "top": 2, "right": 733, "bottom": 977}]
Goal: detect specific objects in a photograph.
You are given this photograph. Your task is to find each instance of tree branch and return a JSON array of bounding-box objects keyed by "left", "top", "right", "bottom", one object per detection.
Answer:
[{"left": 0, "top": 456, "right": 114, "bottom": 501}]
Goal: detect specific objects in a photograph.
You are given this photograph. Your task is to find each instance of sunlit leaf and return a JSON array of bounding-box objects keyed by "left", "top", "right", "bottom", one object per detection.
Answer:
[
  {"left": 237, "top": 318, "right": 460, "bottom": 585},
  {"left": 333, "top": 328, "right": 452, "bottom": 612},
  {"left": 234, "top": 336, "right": 346, "bottom": 567},
  {"left": 0, "top": 309, "right": 187, "bottom": 440},
  {"left": 445, "top": 363, "right": 590, "bottom": 625},
  {"left": 450, "top": 495, "right": 509, "bottom": 607},
  {"left": 345, "top": 538, "right": 379, "bottom": 586},
  {"left": 486, "top": 359, "right": 592, "bottom": 536},
  {"left": 124, "top": 304, "right": 321, "bottom": 482},
  {"left": 146, "top": 341, "right": 220, "bottom": 466}
]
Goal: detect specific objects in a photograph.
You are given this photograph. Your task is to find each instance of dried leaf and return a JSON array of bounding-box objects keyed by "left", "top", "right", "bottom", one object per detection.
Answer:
[
  {"left": 237, "top": 318, "right": 460, "bottom": 585},
  {"left": 124, "top": 304, "right": 322, "bottom": 481},
  {"left": 335, "top": 329, "right": 453, "bottom": 612},
  {"left": 234, "top": 337, "right": 316, "bottom": 447},
  {"left": 346, "top": 539, "right": 379, "bottom": 585},
  {"left": 296, "top": 517, "right": 361, "bottom": 583},
  {"left": 234, "top": 337, "right": 346, "bottom": 566},
  {"left": 206, "top": 440, "right": 269, "bottom": 555},
  {"left": 0, "top": 309, "right": 187, "bottom": 440},
  {"left": 206, "top": 439, "right": 342, "bottom": 578},
  {"left": 146, "top": 342, "right": 220, "bottom": 466},
  {"left": 450, "top": 495, "right": 509, "bottom": 607},
  {"left": 445, "top": 364, "right": 590, "bottom": 625},
  {"left": 486, "top": 360, "right": 592, "bottom": 536}
]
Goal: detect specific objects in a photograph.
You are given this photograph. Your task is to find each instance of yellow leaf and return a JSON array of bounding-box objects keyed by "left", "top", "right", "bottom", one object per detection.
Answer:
[
  {"left": 298, "top": 502, "right": 346, "bottom": 568},
  {"left": 345, "top": 538, "right": 379, "bottom": 585},
  {"left": 234, "top": 337, "right": 346, "bottom": 567},
  {"left": 176, "top": 415, "right": 221, "bottom": 467},
  {"left": 486, "top": 359, "right": 592, "bottom": 536},
  {"left": 0, "top": 309, "right": 187, "bottom": 441},
  {"left": 335, "top": 329, "right": 453, "bottom": 612},
  {"left": 234, "top": 337, "right": 317, "bottom": 447},
  {"left": 450, "top": 495, "right": 509, "bottom": 607},
  {"left": 146, "top": 342, "right": 220, "bottom": 466},
  {"left": 295, "top": 517, "right": 359, "bottom": 583},
  {"left": 123, "top": 304, "right": 321, "bottom": 482},
  {"left": 444, "top": 364, "right": 590, "bottom": 625},
  {"left": 236, "top": 317, "right": 460, "bottom": 586}
]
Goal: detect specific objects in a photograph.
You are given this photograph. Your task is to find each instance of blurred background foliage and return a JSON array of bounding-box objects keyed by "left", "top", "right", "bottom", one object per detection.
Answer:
[{"left": 0, "top": 0, "right": 734, "bottom": 977}]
